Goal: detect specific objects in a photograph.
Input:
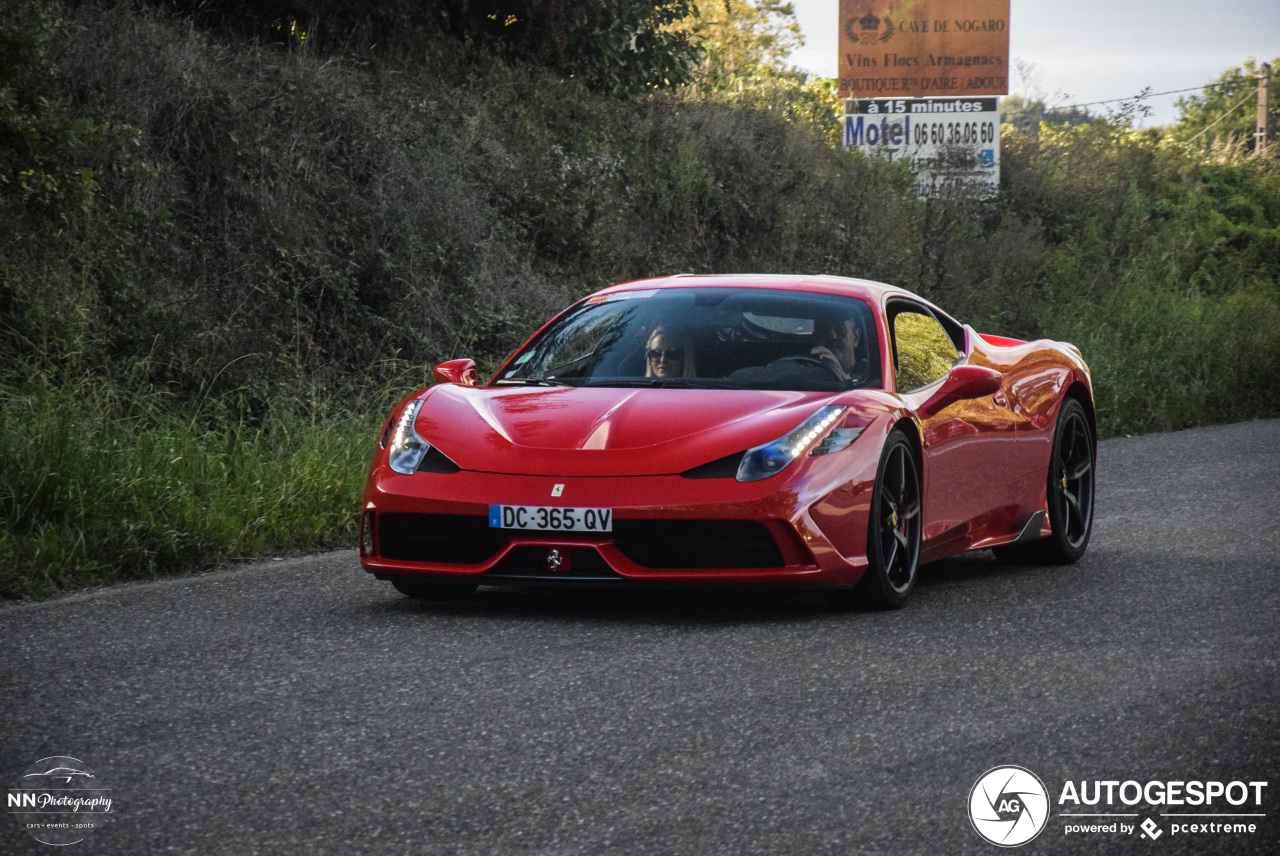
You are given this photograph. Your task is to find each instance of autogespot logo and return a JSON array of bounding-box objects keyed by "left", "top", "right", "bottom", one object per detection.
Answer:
[{"left": 969, "top": 766, "right": 1050, "bottom": 847}]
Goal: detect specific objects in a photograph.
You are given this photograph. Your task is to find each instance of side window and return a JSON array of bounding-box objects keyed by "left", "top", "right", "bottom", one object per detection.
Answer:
[{"left": 892, "top": 307, "right": 961, "bottom": 391}]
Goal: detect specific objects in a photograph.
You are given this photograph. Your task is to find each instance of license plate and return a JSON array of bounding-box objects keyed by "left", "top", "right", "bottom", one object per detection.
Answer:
[{"left": 489, "top": 505, "right": 613, "bottom": 532}]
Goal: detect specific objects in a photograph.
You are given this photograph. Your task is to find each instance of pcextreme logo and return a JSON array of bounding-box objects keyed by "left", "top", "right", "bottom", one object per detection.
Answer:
[{"left": 969, "top": 766, "right": 1270, "bottom": 847}]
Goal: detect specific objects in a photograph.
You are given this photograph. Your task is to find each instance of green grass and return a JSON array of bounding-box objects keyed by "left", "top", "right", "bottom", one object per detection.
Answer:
[
  {"left": 5, "top": 272, "right": 1280, "bottom": 601},
  {"left": 1042, "top": 282, "right": 1280, "bottom": 438},
  {"left": 2, "top": 2, "right": 1279, "bottom": 599},
  {"left": 0, "top": 371, "right": 389, "bottom": 599}
]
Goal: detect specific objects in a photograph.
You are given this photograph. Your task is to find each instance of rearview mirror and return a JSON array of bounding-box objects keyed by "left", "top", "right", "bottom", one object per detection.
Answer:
[
  {"left": 920, "top": 365, "right": 1002, "bottom": 416},
  {"left": 432, "top": 358, "right": 479, "bottom": 386}
]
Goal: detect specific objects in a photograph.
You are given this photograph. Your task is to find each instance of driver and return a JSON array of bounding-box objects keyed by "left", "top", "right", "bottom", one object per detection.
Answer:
[
  {"left": 810, "top": 314, "right": 867, "bottom": 383},
  {"left": 645, "top": 324, "right": 697, "bottom": 378}
]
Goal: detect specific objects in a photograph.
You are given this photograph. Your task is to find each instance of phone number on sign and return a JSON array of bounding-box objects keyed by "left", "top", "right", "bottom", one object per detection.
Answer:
[{"left": 913, "top": 121, "right": 997, "bottom": 146}]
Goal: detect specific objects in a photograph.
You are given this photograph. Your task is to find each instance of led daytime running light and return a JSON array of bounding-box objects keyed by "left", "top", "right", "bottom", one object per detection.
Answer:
[
  {"left": 736, "top": 406, "right": 847, "bottom": 482},
  {"left": 388, "top": 400, "right": 430, "bottom": 475}
]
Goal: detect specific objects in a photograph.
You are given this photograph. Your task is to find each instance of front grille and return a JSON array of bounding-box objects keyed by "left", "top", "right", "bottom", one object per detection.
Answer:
[
  {"left": 613, "top": 519, "right": 783, "bottom": 569},
  {"left": 377, "top": 514, "right": 785, "bottom": 571},
  {"left": 378, "top": 513, "right": 506, "bottom": 564},
  {"left": 486, "top": 546, "right": 620, "bottom": 580}
]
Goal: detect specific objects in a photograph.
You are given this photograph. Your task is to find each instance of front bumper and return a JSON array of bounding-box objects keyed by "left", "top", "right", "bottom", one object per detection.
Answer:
[{"left": 359, "top": 469, "right": 874, "bottom": 588}]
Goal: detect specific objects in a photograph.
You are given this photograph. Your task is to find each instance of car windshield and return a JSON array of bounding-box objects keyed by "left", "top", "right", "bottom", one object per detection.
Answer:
[{"left": 496, "top": 288, "right": 882, "bottom": 392}]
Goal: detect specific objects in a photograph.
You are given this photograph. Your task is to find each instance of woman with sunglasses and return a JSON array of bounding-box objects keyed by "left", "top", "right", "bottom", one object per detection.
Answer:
[{"left": 644, "top": 324, "right": 697, "bottom": 379}]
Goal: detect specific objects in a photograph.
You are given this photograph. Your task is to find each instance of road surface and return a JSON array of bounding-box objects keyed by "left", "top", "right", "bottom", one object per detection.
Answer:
[{"left": 3, "top": 419, "right": 1277, "bottom": 854}]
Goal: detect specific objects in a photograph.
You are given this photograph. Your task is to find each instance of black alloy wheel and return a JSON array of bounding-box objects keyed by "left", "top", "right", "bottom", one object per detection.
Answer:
[
  {"left": 837, "top": 429, "right": 921, "bottom": 609},
  {"left": 995, "top": 396, "right": 1095, "bottom": 564}
]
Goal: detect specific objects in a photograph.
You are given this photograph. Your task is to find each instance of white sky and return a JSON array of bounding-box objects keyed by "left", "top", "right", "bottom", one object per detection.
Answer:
[{"left": 785, "top": 0, "right": 1280, "bottom": 126}]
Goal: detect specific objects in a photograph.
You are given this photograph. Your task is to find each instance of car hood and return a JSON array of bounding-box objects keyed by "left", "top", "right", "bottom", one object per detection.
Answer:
[{"left": 414, "top": 384, "right": 853, "bottom": 476}]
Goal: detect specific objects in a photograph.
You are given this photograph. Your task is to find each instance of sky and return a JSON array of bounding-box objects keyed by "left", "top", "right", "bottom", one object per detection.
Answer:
[{"left": 785, "top": 0, "right": 1280, "bottom": 126}]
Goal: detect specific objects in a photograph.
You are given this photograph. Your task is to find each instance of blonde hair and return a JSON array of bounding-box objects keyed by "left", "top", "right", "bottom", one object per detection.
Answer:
[{"left": 644, "top": 324, "right": 697, "bottom": 378}]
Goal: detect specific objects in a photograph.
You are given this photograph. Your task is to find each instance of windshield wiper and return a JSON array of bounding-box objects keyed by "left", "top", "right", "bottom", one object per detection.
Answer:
[
  {"left": 584, "top": 378, "right": 745, "bottom": 389},
  {"left": 492, "top": 377, "right": 576, "bottom": 387}
]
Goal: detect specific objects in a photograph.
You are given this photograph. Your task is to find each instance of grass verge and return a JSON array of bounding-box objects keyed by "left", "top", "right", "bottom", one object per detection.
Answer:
[{"left": 0, "top": 370, "right": 389, "bottom": 599}]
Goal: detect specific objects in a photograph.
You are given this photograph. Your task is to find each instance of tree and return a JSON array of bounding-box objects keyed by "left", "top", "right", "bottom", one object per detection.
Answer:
[
  {"left": 1169, "top": 58, "right": 1279, "bottom": 155},
  {"left": 1001, "top": 95, "right": 1093, "bottom": 136},
  {"left": 671, "top": 1, "right": 838, "bottom": 140},
  {"left": 154, "top": 1, "right": 704, "bottom": 94},
  {"left": 435, "top": 1, "right": 703, "bottom": 94},
  {"left": 1003, "top": 62, "right": 1094, "bottom": 137},
  {"left": 686, "top": 0, "right": 802, "bottom": 88}
]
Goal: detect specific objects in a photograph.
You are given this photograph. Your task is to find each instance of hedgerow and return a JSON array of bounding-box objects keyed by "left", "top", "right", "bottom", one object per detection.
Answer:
[{"left": 1, "top": 1, "right": 1277, "bottom": 597}]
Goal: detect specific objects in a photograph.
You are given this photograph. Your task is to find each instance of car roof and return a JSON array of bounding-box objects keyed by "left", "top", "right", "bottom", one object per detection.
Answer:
[{"left": 593, "top": 274, "right": 917, "bottom": 305}]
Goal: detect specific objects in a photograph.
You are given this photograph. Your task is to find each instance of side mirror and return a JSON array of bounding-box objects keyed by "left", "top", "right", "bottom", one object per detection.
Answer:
[
  {"left": 920, "top": 365, "right": 1002, "bottom": 416},
  {"left": 432, "top": 358, "right": 479, "bottom": 386}
]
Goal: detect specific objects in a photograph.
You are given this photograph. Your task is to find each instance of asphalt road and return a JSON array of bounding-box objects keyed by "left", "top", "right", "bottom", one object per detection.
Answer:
[{"left": 3, "top": 419, "right": 1278, "bottom": 855}]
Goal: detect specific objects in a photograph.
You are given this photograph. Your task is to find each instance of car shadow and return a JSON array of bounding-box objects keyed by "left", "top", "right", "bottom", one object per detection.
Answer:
[
  {"left": 354, "top": 549, "right": 1067, "bottom": 626},
  {"left": 366, "top": 583, "right": 835, "bottom": 626}
]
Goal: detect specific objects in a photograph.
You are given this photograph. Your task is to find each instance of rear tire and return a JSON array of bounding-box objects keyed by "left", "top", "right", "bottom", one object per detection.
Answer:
[
  {"left": 993, "top": 397, "right": 1095, "bottom": 564},
  {"left": 391, "top": 579, "right": 479, "bottom": 600},
  {"left": 833, "top": 429, "right": 922, "bottom": 610}
]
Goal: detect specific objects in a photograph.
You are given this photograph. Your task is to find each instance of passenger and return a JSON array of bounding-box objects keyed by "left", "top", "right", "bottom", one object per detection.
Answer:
[
  {"left": 644, "top": 324, "right": 697, "bottom": 378},
  {"left": 810, "top": 314, "right": 868, "bottom": 383}
]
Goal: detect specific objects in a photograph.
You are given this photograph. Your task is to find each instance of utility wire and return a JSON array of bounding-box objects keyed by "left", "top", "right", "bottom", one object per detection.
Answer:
[
  {"left": 1052, "top": 80, "right": 1237, "bottom": 112},
  {"left": 1185, "top": 85, "right": 1259, "bottom": 143}
]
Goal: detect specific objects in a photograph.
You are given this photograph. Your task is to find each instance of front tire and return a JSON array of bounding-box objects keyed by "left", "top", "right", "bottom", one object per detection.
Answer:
[
  {"left": 994, "top": 397, "right": 1095, "bottom": 564},
  {"left": 838, "top": 429, "right": 922, "bottom": 609}
]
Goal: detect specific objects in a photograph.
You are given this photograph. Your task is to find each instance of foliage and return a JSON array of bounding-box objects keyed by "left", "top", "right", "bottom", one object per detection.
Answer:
[
  {"left": 675, "top": 1, "right": 839, "bottom": 143},
  {"left": 0, "top": 364, "right": 397, "bottom": 598},
  {"left": 435, "top": 0, "right": 703, "bottom": 94},
  {"left": 1001, "top": 94, "right": 1093, "bottom": 135},
  {"left": 687, "top": 0, "right": 801, "bottom": 86},
  {"left": 1169, "top": 58, "right": 1279, "bottom": 155},
  {"left": 2, "top": 1, "right": 1279, "bottom": 597},
  {"left": 999, "top": 121, "right": 1280, "bottom": 435},
  {"left": 0, "top": 4, "right": 141, "bottom": 367},
  {"left": 148, "top": 0, "right": 704, "bottom": 93}
]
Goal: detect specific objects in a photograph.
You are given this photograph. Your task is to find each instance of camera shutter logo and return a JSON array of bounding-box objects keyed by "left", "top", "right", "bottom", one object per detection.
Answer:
[{"left": 969, "top": 766, "right": 1050, "bottom": 847}]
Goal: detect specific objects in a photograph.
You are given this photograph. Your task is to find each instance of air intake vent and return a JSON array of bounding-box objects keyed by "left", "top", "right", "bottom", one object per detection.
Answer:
[
  {"left": 613, "top": 519, "right": 783, "bottom": 569},
  {"left": 378, "top": 513, "right": 505, "bottom": 564}
]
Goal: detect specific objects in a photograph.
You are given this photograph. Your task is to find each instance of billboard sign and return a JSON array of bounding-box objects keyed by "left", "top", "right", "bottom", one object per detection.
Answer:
[
  {"left": 838, "top": 0, "right": 1010, "bottom": 98},
  {"left": 843, "top": 97, "right": 1000, "bottom": 198}
]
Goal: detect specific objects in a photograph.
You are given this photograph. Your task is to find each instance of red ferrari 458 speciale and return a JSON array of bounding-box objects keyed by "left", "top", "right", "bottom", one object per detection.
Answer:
[{"left": 359, "top": 274, "right": 1096, "bottom": 608}]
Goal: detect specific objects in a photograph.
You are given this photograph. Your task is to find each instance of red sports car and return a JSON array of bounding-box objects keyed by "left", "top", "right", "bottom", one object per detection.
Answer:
[{"left": 359, "top": 275, "right": 1095, "bottom": 608}]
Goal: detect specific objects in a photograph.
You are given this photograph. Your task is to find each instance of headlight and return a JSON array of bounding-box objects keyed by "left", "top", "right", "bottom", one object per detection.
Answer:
[
  {"left": 387, "top": 400, "right": 430, "bottom": 475},
  {"left": 736, "top": 406, "right": 847, "bottom": 482}
]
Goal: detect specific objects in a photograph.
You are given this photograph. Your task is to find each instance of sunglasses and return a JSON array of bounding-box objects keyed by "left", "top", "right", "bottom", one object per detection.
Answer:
[{"left": 646, "top": 347, "right": 685, "bottom": 361}]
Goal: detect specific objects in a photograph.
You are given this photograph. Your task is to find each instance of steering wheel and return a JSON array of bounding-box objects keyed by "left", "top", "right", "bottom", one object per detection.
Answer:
[{"left": 766, "top": 355, "right": 844, "bottom": 379}]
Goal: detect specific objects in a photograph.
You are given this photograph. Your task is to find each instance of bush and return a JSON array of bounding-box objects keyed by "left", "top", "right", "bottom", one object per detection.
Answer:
[{"left": 2, "top": 1, "right": 1277, "bottom": 597}]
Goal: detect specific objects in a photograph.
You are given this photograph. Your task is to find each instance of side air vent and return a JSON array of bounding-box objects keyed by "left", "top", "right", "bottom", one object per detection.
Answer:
[
  {"left": 416, "top": 446, "right": 462, "bottom": 474},
  {"left": 679, "top": 452, "right": 744, "bottom": 480}
]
